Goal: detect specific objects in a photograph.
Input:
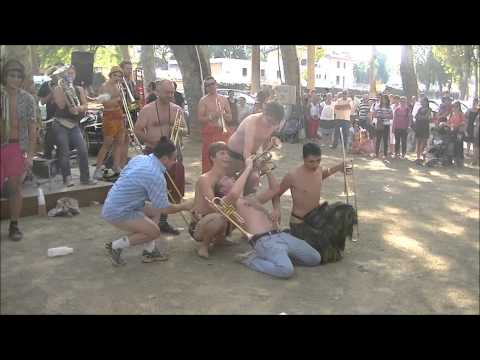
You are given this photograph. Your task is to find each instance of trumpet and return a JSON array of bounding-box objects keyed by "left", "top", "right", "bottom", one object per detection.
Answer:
[
  {"left": 216, "top": 98, "right": 228, "bottom": 133},
  {"left": 205, "top": 196, "right": 253, "bottom": 239},
  {"left": 170, "top": 109, "right": 188, "bottom": 146},
  {"left": 252, "top": 136, "right": 282, "bottom": 162}
]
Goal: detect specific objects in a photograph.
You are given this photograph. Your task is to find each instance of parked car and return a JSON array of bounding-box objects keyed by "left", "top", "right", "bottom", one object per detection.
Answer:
[{"left": 217, "top": 89, "right": 256, "bottom": 105}]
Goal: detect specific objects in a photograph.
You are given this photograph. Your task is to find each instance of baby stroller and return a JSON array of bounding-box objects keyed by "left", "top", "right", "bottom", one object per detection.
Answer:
[
  {"left": 425, "top": 125, "right": 456, "bottom": 167},
  {"left": 279, "top": 105, "right": 304, "bottom": 144}
]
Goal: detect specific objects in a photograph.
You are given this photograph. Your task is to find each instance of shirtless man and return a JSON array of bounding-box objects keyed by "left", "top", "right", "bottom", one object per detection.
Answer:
[
  {"left": 198, "top": 76, "right": 233, "bottom": 173},
  {"left": 93, "top": 66, "right": 125, "bottom": 179},
  {"left": 134, "top": 79, "right": 184, "bottom": 235},
  {"left": 213, "top": 158, "right": 321, "bottom": 279},
  {"left": 276, "top": 142, "right": 352, "bottom": 263},
  {"left": 226, "top": 101, "right": 284, "bottom": 194},
  {"left": 189, "top": 141, "right": 236, "bottom": 258}
]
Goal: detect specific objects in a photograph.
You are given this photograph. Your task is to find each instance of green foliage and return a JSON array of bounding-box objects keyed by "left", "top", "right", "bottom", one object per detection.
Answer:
[
  {"left": 375, "top": 52, "right": 389, "bottom": 84},
  {"left": 207, "top": 45, "right": 250, "bottom": 59},
  {"left": 353, "top": 62, "right": 369, "bottom": 84}
]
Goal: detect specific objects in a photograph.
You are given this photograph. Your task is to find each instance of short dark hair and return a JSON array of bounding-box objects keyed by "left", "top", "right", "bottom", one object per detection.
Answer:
[
  {"left": 303, "top": 142, "right": 321, "bottom": 158},
  {"left": 263, "top": 101, "right": 285, "bottom": 121},
  {"left": 208, "top": 141, "right": 228, "bottom": 163},
  {"left": 119, "top": 60, "right": 132, "bottom": 69},
  {"left": 153, "top": 136, "right": 176, "bottom": 158}
]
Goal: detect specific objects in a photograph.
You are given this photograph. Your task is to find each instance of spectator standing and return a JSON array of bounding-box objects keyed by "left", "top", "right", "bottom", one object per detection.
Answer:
[
  {"left": 414, "top": 97, "right": 432, "bottom": 164},
  {"left": 392, "top": 96, "right": 410, "bottom": 158},
  {"left": 306, "top": 93, "right": 321, "bottom": 140},
  {"left": 447, "top": 101, "right": 466, "bottom": 167},
  {"left": 227, "top": 90, "right": 239, "bottom": 129},
  {"left": 331, "top": 90, "right": 353, "bottom": 149},
  {"left": 465, "top": 98, "right": 479, "bottom": 155},
  {"left": 319, "top": 92, "right": 335, "bottom": 146},
  {"left": 373, "top": 94, "right": 393, "bottom": 159},
  {"left": 237, "top": 96, "right": 251, "bottom": 123}
]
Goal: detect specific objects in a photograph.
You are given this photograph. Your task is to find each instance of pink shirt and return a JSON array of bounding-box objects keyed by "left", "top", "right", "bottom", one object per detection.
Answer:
[
  {"left": 447, "top": 112, "right": 465, "bottom": 130},
  {"left": 392, "top": 106, "right": 410, "bottom": 130}
]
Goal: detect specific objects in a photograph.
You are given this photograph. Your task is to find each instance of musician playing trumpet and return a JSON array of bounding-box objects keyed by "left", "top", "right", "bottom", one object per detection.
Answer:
[
  {"left": 52, "top": 65, "right": 96, "bottom": 186},
  {"left": 134, "top": 79, "right": 185, "bottom": 235},
  {"left": 226, "top": 101, "right": 285, "bottom": 195},
  {"left": 198, "top": 76, "right": 233, "bottom": 174},
  {"left": 212, "top": 153, "right": 321, "bottom": 279},
  {"left": 93, "top": 66, "right": 126, "bottom": 179}
]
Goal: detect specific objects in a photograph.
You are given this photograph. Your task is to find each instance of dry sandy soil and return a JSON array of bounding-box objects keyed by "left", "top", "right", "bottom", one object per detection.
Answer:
[{"left": 1, "top": 138, "right": 479, "bottom": 314}]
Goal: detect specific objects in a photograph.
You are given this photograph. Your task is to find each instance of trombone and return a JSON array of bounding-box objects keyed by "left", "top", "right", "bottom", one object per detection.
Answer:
[
  {"left": 205, "top": 196, "right": 253, "bottom": 239},
  {"left": 216, "top": 98, "right": 228, "bottom": 133},
  {"left": 339, "top": 129, "right": 360, "bottom": 242},
  {"left": 117, "top": 82, "right": 143, "bottom": 153}
]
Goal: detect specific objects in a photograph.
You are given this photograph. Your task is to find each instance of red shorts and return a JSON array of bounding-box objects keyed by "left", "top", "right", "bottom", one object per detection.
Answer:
[{"left": 1, "top": 143, "right": 26, "bottom": 190}]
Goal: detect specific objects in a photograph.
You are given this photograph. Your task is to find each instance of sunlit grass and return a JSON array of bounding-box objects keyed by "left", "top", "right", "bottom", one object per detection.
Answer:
[
  {"left": 403, "top": 181, "right": 421, "bottom": 188},
  {"left": 410, "top": 175, "right": 433, "bottom": 183}
]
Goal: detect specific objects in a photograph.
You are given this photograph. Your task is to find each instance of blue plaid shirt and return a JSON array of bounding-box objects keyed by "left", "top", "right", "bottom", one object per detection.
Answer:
[{"left": 101, "top": 154, "right": 170, "bottom": 220}]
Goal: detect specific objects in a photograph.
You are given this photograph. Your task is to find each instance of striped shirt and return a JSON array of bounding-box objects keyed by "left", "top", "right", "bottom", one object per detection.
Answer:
[
  {"left": 101, "top": 154, "right": 170, "bottom": 221},
  {"left": 357, "top": 102, "right": 370, "bottom": 120},
  {"left": 374, "top": 107, "right": 393, "bottom": 125}
]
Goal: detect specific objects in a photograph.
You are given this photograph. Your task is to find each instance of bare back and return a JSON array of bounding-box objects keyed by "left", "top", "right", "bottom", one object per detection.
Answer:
[
  {"left": 282, "top": 165, "right": 323, "bottom": 218},
  {"left": 227, "top": 113, "right": 272, "bottom": 155}
]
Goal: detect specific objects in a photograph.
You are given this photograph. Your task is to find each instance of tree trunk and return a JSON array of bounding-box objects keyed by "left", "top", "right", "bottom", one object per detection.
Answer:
[
  {"left": 170, "top": 45, "right": 211, "bottom": 140},
  {"left": 251, "top": 45, "right": 261, "bottom": 95},
  {"left": 460, "top": 45, "right": 472, "bottom": 100},
  {"left": 120, "top": 45, "right": 131, "bottom": 61},
  {"left": 475, "top": 45, "right": 479, "bottom": 98},
  {"left": 3, "top": 45, "right": 34, "bottom": 94},
  {"left": 74, "top": 45, "right": 89, "bottom": 52},
  {"left": 280, "top": 45, "right": 301, "bottom": 106},
  {"left": 307, "top": 45, "right": 315, "bottom": 90},
  {"left": 30, "top": 45, "right": 40, "bottom": 75},
  {"left": 369, "top": 46, "right": 377, "bottom": 97},
  {"left": 141, "top": 45, "right": 156, "bottom": 91},
  {"left": 400, "top": 45, "right": 418, "bottom": 100}
]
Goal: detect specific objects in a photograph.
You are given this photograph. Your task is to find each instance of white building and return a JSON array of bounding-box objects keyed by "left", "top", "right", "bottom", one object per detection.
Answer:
[
  {"left": 163, "top": 58, "right": 268, "bottom": 85},
  {"left": 264, "top": 47, "right": 356, "bottom": 89}
]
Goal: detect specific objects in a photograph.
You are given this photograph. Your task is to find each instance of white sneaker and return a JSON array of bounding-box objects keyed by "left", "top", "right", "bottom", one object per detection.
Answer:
[{"left": 93, "top": 168, "right": 103, "bottom": 180}]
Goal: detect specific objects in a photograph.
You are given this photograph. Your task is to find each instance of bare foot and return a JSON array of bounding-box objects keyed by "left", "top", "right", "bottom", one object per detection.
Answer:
[{"left": 197, "top": 246, "right": 209, "bottom": 259}]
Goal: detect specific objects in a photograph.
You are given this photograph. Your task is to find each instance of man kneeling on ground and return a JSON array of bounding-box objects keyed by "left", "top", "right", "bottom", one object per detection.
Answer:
[
  {"left": 213, "top": 156, "right": 321, "bottom": 279},
  {"left": 101, "top": 137, "right": 191, "bottom": 266},
  {"left": 276, "top": 142, "right": 355, "bottom": 263}
]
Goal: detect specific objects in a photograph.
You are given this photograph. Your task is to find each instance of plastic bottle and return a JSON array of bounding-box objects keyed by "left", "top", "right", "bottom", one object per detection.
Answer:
[
  {"left": 47, "top": 247, "right": 74, "bottom": 257},
  {"left": 38, "top": 187, "right": 47, "bottom": 216}
]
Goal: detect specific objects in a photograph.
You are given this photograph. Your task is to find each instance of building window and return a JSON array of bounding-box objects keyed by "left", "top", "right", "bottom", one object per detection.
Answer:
[
  {"left": 337, "top": 61, "right": 340, "bottom": 68},
  {"left": 343, "top": 76, "right": 345, "bottom": 88},
  {"left": 260, "top": 69, "right": 265, "bottom": 77},
  {"left": 301, "top": 59, "right": 307, "bottom": 66},
  {"left": 343, "top": 62, "right": 346, "bottom": 69},
  {"left": 277, "top": 70, "right": 281, "bottom": 79},
  {"left": 324, "top": 74, "right": 327, "bottom": 80},
  {"left": 242, "top": 68, "right": 248, "bottom": 77},
  {"left": 336, "top": 76, "right": 340, "bottom": 85}
]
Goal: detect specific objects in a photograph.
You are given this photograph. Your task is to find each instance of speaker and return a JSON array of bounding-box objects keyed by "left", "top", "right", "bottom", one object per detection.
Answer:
[{"left": 71, "top": 51, "right": 94, "bottom": 87}]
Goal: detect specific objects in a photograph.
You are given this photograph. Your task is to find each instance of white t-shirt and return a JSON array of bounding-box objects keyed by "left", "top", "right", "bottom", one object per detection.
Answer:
[
  {"left": 412, "top": 101, "right": 422, "bottom": 119},
  {"left": 309, "top": 102, "right": 321, "bottom": 118},
  {"left": 320, "top": 101, "right": 335, "bottom": 120}
]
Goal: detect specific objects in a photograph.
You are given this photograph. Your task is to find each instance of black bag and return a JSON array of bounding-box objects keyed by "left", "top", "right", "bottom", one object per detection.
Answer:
[{"left": 291, "top": 202, "right": 357, "bottom": 264}]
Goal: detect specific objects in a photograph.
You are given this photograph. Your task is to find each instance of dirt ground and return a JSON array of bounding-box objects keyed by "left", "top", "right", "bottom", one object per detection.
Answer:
[{"left": 1, "top": 138, "right": 479, "bottom": 314}]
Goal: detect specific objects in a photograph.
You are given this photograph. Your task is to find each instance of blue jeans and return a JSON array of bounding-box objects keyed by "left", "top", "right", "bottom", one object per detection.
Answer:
[
  {"left": 332, "top": 120, "right": 350, "bottom": 148},
  {"left": 242, "top": 232, "right": 321, "bottom": 279},
  {"left": 52, "top": 121, "right": 90, "bottom": 182}
]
